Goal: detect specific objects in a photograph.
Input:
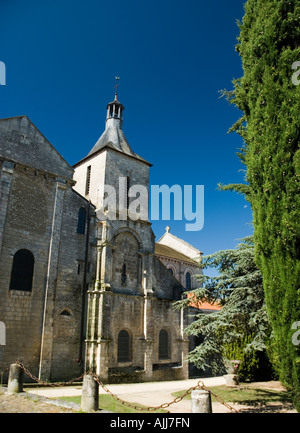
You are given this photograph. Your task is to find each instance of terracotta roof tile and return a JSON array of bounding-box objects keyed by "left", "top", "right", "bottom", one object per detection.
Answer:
[{"left": 187, "top": 293, "right": 222, "bottom": 311}]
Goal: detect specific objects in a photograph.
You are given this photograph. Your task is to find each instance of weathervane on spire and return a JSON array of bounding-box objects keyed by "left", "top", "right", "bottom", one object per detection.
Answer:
[{"left": 114, "top": 76, "right": 120, "bottom": 99}]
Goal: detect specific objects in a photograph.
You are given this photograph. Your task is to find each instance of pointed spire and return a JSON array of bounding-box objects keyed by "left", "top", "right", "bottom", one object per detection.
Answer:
[
  {"left": 75, "top": 81, "right": 152, "bottom": 167},
  {"left": 114, "top": 76, "right": 120, "bottom": 100}
]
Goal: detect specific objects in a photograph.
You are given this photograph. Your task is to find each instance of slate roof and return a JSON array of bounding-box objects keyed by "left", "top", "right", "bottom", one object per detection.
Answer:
[
  {"left": 73, "top": 122, "right": 151, "bottom": 168},
  {"left": 86, "top": 126, "right": 151, "bottom": 165},
  {"left": 107, "top": 97, "right": 124, "bottom": 107}
]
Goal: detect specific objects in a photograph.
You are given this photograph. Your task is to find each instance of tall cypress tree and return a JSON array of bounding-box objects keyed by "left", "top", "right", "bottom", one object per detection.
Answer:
[{"left": 223, "top": 0, "right": 300, "bottom": 410}]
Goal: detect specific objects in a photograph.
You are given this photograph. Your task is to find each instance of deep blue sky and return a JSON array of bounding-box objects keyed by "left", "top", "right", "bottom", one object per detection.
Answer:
[{"left": 0, "top": 0, "right": 252, "bottom": 264}]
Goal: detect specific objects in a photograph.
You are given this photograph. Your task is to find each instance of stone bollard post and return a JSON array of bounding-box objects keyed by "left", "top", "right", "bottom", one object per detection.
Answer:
[
  {"left": 7, "top": 363, "right": 24, "bottom": 393},
  {"left": 81, "top": 373, "right": 99, "bottom": 412},
  {"left": 191, "top": 389, "right": 212, "bottom": 413},
  {"left": 224, "top": 374, "right": 239, "bottom": 387}
]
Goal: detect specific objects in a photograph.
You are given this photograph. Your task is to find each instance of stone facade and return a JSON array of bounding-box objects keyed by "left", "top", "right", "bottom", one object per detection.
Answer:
[
  {"left": 0, "top": 116, "right": 96, "bottom": 381},
  {"left": 0, "top": 93, "right": 201, "bottom": 383}
]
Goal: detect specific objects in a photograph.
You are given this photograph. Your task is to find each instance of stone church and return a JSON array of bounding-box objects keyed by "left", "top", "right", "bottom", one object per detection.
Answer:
[{"left": 0, "top": 90, "right": 204, "bottom": 383}]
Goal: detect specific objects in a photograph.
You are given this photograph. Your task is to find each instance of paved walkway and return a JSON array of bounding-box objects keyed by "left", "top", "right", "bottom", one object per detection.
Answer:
[{"left": 25, "top": 376, "right": 228, "bottom": 413}]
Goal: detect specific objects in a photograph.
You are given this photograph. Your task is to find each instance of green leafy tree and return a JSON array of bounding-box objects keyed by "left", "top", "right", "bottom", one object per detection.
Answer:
[
  {"left": 177, "top": 237, "right": 272, "bottom": 380},
  {"left": 220, "top": 0, "right": 300, "bottom": 409}
]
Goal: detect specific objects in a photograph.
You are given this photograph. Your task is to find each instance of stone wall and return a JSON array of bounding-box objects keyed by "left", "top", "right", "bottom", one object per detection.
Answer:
[
  {"left": 0, "top": 164, "right": 61, "bottom": 377},
  {"left": 156, "top": 254, "right": 201, "bottom": 290},
  {"left": 0, "top": 117, "right": 96, "bottom": 381},
  {"left": 151, "top": 256, "right": 183, "bottom": 300},
  {"left": 111, "top": 231, "right": 140, "bottom": 291},
  {"left": 0, "top": 116, "right": 73, "bottom": 179},
  {"left": 86, "top": 290, "right": 189, "bottom": 383},
  {"left": 73, "top": 151, "right": 106, "bottom": 208}
]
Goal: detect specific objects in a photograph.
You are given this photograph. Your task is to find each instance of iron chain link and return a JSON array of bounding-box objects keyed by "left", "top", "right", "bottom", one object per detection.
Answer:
[{"left": 14, "top": 361, "right": 85, "bottom": 387}]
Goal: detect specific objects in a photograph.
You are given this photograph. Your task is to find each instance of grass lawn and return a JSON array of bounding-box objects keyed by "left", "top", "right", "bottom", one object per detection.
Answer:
[
  {"left": 57, "top": 394, "right": 166, "bottom": 413},
  {"left": 172, "top": 385, "right": 293, "bottom": 406}
]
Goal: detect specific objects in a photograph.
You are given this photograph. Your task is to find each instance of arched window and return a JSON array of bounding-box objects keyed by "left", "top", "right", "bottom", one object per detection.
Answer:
[
  {"left": 185, "top": 271, "right": 192, "bottom": 290},
  {"left": 159, "top": 329, "right": 169, "bottom": 360},
  {"left": 121, "top": 264, "right": 127, "bottom": 286},
  {"left": 168, "top": 267, "right": 174, "bottom": 275},
  {"left": 60, "top": 309, "right": 72, "bottom": 317},
  {"left": 117, "top": 330, "right": 131, "bottom": 362},
  {"left": 9, "top": 249, "right": 34, "bottom": 291},
  {"left": 77, "top": 207, "right": 86, "bottom": 234}
]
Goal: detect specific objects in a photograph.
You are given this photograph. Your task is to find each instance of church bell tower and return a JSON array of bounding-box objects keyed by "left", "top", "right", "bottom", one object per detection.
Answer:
[{"left": 72, "top": 83, "right": 159, "bottom": 379}]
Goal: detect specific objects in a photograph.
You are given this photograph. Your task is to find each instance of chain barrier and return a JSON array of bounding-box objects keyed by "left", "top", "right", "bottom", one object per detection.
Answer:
[
  {"left": 92, "top": 373, "right": 204, "bottom": 413},
  {"left": 12, "top": 362, "right": 238, "bottom": 413},
  {"left": 92, "top": 373, "right": 239, "bottom": 413},
  {"left": 14, "top": 361, "right": 85, "bottom": 387}
]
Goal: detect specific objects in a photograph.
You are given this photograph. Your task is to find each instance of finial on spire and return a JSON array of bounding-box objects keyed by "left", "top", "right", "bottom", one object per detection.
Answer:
[{"left": 114, "top": 76, "right": 120, "bottom": 100}]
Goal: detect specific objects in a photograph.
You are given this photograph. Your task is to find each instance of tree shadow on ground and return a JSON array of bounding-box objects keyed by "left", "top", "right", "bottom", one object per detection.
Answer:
[
  {"left": 238, "top": 402, "right": 295, "bottom": 413},
  {"left": 230, "top": 387, "right": 295, "bottom": 413}
]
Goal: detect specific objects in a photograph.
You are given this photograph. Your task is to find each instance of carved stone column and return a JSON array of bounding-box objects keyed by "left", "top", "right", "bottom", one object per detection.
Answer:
[
  {"left": 140, "top": 252, "right": 153, "bottom": 296},
  {"left": 85, "top": 221, "right": 112, "bottom": 381},
  {"left": 141, "top": 290, "right": 154, "bottom": 380}
]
